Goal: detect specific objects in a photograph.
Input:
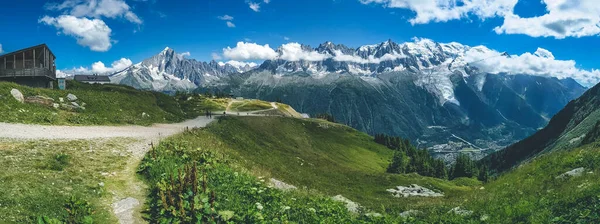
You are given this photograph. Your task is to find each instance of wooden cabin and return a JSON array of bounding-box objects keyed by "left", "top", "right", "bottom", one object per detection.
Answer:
[{"left": 0, "top": 44, "right": 56, "bottom": 88}]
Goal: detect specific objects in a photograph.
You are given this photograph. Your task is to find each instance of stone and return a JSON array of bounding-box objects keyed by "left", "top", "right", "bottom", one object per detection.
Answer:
[
  {"left": 556, "top": 167, "right": 585, "bottom": 179},
  {"left": 53, "top": 103, "right": 60, "bottom": 109},
  {"left": 10, "top": 89, "right": 24, "bottom": 103},
  {"left": 113, "top": 197, "right": 140, "bottom": 224},
  {"left": 399, "top": 210, "right": 421, "bottom": 218},
  {"left": 365, "top": 213, "right": 382, "bottom": 217},
  {"left": 59, "top": 97, "right": 64, "bottom": 103},
  {"left": 331, "top": 195, "right": 361, "bottom": 213},
  {"left": 67, "top": 93, "right": 78, "bottom": 101},
  {"left": 387, "top": 184, "right": 444, "bottom": 197},
  {"left": 269, "top": 178, "right": 297, "bottom": 191},
  {"left": 448, "top": 207, "right": 473, "bottom": 216},
  {"left": 25, "top": 95, "right": 54, "bottom": 107}
]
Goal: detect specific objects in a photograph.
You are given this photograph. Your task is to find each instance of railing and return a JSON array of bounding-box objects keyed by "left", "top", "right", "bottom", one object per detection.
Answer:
[{"left": 0, "top": 68, "right": 56, "bottom": 80}]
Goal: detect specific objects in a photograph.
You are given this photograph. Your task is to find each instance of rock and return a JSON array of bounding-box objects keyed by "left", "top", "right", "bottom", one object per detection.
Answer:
[
  {"left": 67, "top": 93, "right": 78, "bottom": 101},
  {"left": 365, "top": 212, "right": 382, "bottom": 217},
  {"left": 25, "top": 95, "right": 54, "bottom": 107},
  {"left": 448, "top": 207, "right": 473, "bottom": 216},
  {"left": 387, "top": 184, "right": 444, "bottom": 197},
  {"left": 141, "top": 112, "right": 149, "bottom": 118},
  {"left": 269, "top": 178, "right": 297, "bottom": 191},
  {"left": 113, "top": 197, "right": 140, "bottom": 224},
  {"left": 331, "top": 195, "right": 361, "bottom": 213},
  {"left": 556, "top": 167, "right": 585, "bottom": 179},
  {"left": 60, "top": 103, "right": 79, "bottom": 111},
  {"left": 399, "top": 210, "right": 421, "bottom": 218},
  {"left": 10, "top": 89, "right": 24, "bottom": 103},
  {"left": 480, "top": 214, "right": 490, "bottom": 221},
  {"left": 59, "top": 97, "right": 64, "bottom": 103},
  {"left": 53, "top": 103, "right": 60, "bottom": 109}
]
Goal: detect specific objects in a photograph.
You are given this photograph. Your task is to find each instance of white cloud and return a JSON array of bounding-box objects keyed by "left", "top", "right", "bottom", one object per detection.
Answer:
[
  {"left": 61, "top": 58, "right": 133, "bottom": 75},
  {"left": 211, "top": 52, "right": 222, "bottom": 60},
  {"left": 179, "top": 52, "right": 191, "bottom": 57},
  {"left": 221, "top": 60, "right": 259, "bottom": 68},
  {"left": 264, "top": 0, "right": 271, "bottom": 3},
  {"left": 279, "top": 43, "right": 330, "bottom": 61},
  {"left": 45, "top": 0, "right": 142, "bottom": 24},
  {"left": 494, "top": 0, "right": 600, "bottom": 39},
  {"left": 249, "top": 2, "right": 260, "bottom": 12},
  {"left": 360, "top": 0, "right": 600, "bottom": 39},
  {"left": 464, "top": 46, "right": 600, "bottom": 86},
  {"left": 226, "top": 21, "right": 236, "bottom": 28},
  {"left": 283, "top": 36, "right": 290, "bottom": 40},
  {"left": 223, "top": 42, "right": 278, "bottom": 60},
  {"left": 39, "top": 15, "right": 113, "bottom": 52},
  {"left": 217, "top": 15, "right": 234, "bottom": 21},
  {"left": 359, "top": 0, "right": 517, "bottom": 24}
]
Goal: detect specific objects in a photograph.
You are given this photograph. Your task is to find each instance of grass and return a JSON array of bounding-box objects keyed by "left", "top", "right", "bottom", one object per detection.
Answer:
[
  {"left": 229, "top": 100, "right": 273, "bottom": 112},
  {"left": 0, "top": 81, "right": 197, "bottom": 126},
  {"left": 0, "top": 138, "right": 134, "bottom": 223},
  {"left": 176, "top": 94, "right": 228, "bottom": 114},
  {"left": 153, "top": 117, "right": 474, "bottom": 213}
]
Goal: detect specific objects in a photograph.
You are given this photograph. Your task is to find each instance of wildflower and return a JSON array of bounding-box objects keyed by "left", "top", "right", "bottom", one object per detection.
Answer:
[
  {"left": 308, "top": 208, "right": 316, "bottom": 213},
  {"left": 255, "top": 202, "right": 263, "bottom": 210}
]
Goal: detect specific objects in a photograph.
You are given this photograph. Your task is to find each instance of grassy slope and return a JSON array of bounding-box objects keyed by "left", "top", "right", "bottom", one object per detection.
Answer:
[
  {"left": 174, "top": 117, "right": 473, "bottom": 211},
  {"left": 0, "top": 138, "right": 133, "bottom": 223},
  {"left": 229, "top": 100, "right": 273, "bottom": 112}
]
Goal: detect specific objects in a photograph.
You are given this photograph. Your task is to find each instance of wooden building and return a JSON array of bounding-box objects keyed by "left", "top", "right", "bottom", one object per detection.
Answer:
[{"left": 0, "top": 44, "right": 56, "bottom": 88}]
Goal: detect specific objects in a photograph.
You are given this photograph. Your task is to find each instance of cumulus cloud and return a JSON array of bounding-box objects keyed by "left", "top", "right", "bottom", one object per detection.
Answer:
[
  {"left": 464, "top": 46, "right": 600, "bottom": 86},
  {"left": 226, "top": 21, "right": 236, "bottom": 28},
  {"left": 179, "top": 52, "right": 191, "bottom": 57},
  {"left": 279, "top": 43, "right": 330, "bottom": 61},
  {"left": 39, "top": 15, "right": 113, "bottom": 52},
  {"left": 60, "top": 58, "right": 133, "bottom": 75},
  {"left": 360, "top": 0, "right": 600, "bottom": 39},
  {"left": 494, "top": 0, "right": 600, "bottom": 39},
  {"left": 45, "top": 0, "right": 142, "bottom": 24},
  {"left": 249, "top": 2, "right": 260, "bottom": 12},
  {"left": 264, "top": 0, "right": 271, "bottom": 3},
  {"left": 283, "top": 36, "right": 290, "bottom": 41},
  {"left": 217, "top": 15, "right": 234, "bottom": 21},
  {"left": 223, "top": 42, "right": 278, "bottom": 60},
  {"left": 359, "top": 0, "right": 516, "bottom": 24}
]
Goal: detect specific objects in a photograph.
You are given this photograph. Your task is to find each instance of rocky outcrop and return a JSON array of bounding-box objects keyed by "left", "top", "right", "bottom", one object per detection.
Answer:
[
  {"left": 269, "top": 178, "right": 297, "bottom": 191},
  {"left": 25, "top": 95, "right": 54, "bottom": 107},
  {"left": 10, "top": 89, "right": 24, "bottom": 103},
  {"left": 331, "top": 195, "right": 361, "bottom": 213},
  {"left": 387, "top": 184, "right": 443, "bottom": 197},
  {"left": 67, "top": 93, "right": 78, "bottom": 101},
  {"left": 556, "top": 167, "right": 585, "bottom": 179}
]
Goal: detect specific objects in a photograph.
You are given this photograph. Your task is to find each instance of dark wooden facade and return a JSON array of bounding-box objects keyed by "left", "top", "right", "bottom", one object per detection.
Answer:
[{"left": 0, "top": 44, "right": 56, "bottom": 88}]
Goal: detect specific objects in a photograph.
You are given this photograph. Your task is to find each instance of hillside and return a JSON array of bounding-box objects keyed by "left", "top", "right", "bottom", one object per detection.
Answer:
[{"left": 481, "top": 80, "right": 600, "bottom": 173}]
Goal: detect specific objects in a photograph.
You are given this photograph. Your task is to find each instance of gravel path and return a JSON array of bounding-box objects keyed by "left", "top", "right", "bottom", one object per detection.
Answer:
[{"left": 0, "top": 116, "right": 214, "bottom": 140}]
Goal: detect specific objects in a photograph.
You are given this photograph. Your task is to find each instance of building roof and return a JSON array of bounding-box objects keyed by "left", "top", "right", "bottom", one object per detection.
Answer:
[
  {"left": 0, "top": 44, "right": 56, "bottom": 58},
  {"left": 74, "top": 75, "right": 111, "bottom": 82}
]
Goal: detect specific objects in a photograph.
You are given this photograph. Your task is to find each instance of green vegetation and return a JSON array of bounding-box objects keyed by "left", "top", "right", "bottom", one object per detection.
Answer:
[
  {"left": 0, "top": 138, "right": 133, "bottom": 223},
  {"left": 175, "top": 93, "right": 228, "bottom": 113},
  {"left": 229, "top": 100, "right": 272, "bottom": 112},
  {"left": 315, "top": 113, "right": 336, "bottom": 123},
  {"left": 375, "top": 134, "right": 448, "bottom": 179}
]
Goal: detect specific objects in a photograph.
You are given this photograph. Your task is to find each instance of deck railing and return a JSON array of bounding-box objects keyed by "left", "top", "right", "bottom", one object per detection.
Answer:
[{"left": 0, "top": 68, "right": 56, "bottom": 80}]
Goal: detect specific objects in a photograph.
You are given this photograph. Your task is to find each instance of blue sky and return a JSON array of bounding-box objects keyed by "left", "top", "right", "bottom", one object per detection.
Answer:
[{"left": 2, "top": 0, "right": 600, "bottom": 85}]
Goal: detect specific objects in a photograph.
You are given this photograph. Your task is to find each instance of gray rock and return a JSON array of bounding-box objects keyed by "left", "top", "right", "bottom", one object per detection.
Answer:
[
  {"left": 331, "top": 195, "right": 361, "bottom": 213},
  {"left": 25, "top": 95, "right": 54, "bottom": 107},
  {"left": 365, "top": 212, "right": 382, "bottom": 217},
  {"left": 10, "top": 89, "right": 24, "bottom": 103},
  {"left": 387, "top": 184, "right": 444, "bottom": 197},
  {"left": 113, "top": 197, "right": 140, "bottom": 224},
  {"left": 67, "top": 93, "right": 78, "bottom": 101},
  {"left": 269, "top": 178, "right": 297, "bottom": 191},
  {"left": 53, "top": 103, "right": 60, "bottom": 109},
  {"left": 556, "top": 167, "right": 585, "bottom": 179},
  {"left": 448, "top": 207, "right": 473, "bottom": 216},
  {"left": 399, "top": 210, "right": 421, "bottom": 218},
  {"left": 59, "top": 97, "right": 64, "bottom": 103}
]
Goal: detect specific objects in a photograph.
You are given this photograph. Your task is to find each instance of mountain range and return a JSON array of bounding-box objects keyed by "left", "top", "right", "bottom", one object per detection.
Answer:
[{"left": 109, "top": 39, "right": 587, "bottom": 161}]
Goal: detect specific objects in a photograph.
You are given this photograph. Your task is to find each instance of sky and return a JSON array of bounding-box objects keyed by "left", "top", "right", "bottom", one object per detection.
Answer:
[{"left": 2, "top": 0, "right": 600, "bottom": 85}]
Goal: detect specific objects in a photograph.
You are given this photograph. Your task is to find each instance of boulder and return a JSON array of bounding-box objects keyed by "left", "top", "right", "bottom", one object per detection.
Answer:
[
  {"left": 556, "top": 167, "right": 585, "bottom": 179},
  {"left": 331, "top": 195, "right": 361, "bottom": 213},
  {"left": 59, "top": 97, "right": 64, "bottom": 103},
  {"left": 269, "top": 178, "right": 297, "bottom": 191},
  {"left": 66, "top": 93, "right": 78, "bottom": 101},
  {"left": 10, "top": 89, "right": 24, "bottom": 103},
  {"left": 387, "top": 184, "right": 444, "bottom": 197},
  {"left": 53, "top": 103, "right": 60, "bottom": 109},
  {"left": 25, "top": 95, "right": 54, "bottom": 107},
  {"left": 448, "top": 207, "right": 473, "bottom": 216}
]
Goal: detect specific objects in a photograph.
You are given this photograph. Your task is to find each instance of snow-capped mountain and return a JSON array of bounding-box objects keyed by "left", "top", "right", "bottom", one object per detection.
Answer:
[
  {"left": 110, "top": 47, "right": 256, "bottom": 92},
  {"left": 199, "top": 39, "right": 586, "bottom": 161}
]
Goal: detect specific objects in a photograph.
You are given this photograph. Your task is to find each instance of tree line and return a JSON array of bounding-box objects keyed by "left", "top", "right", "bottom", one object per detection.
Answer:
[{"left": 374, "top": 134, "right": 489, "bottom": 182}]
